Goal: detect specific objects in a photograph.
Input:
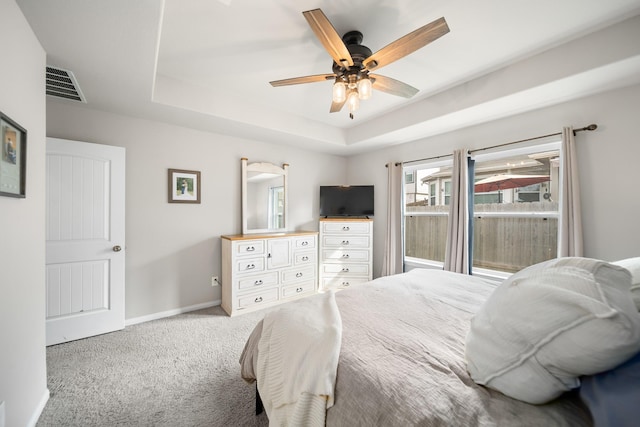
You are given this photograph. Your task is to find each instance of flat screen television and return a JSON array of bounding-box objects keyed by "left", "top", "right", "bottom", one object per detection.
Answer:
[{"left": 319, "top": 185, "right": 374, "bottom": 217}]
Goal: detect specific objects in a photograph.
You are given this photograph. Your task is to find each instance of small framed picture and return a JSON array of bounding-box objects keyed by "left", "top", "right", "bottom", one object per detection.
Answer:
[
  {"left": 168, "top": 168, "right": 201, "bottom": 204},
  {"left": 0, "top": 111, "right": 27, "bottom": 198}
]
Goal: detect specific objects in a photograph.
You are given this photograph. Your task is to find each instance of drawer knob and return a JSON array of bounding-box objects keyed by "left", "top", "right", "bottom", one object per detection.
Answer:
[
  {"left": 342, "top": 282, "right": 350, "bottom": 286},
  {"left": 342, "top": 254, "right": 350, "bottom": 259},
  {"left": 246, "top": 264, "right": 256, "bottom": 270},
  {"left": 296, "top": 287, "right": 303, "bottom": 293},
  {"left": 342, "top": 226, "right": 350, "bottom": 231},
  {"left": 301, "top": 241, "right": 308, "bottom": 246},
  {"left": 246, "top": 246, "right": 255, "bottom": 252},
  {"left": 254, "top": 280, "right": 263, "bottom": 286},
  {"left": 302, "top": 256, "right": 309, "bottom": 261},
  {"left": 254, "top": 296, "right": 263, "bottom": 303},
  {"left": 342, "top": 240, "right": 349, "bottom": 245},
  {"left": 342, "top": 268, "right": 350, "bottom": 272},
  {"left": 296, "top": 272, "right": 303, "bottom": 278}
]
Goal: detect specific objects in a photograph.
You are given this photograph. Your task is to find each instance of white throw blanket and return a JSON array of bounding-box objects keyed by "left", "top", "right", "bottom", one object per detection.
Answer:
[{"left": 257, "top": 291, "right": 342, "bottom": 426}]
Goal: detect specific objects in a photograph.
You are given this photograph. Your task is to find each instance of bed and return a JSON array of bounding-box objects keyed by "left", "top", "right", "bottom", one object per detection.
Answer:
[{"left": 240, "top": 260, "right": 640, "bottom": 426}]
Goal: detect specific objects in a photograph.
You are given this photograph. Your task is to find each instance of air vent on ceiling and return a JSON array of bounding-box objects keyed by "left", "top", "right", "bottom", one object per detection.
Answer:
[{"left": 46, "top": 66, "right": 86, "bottom": 103}]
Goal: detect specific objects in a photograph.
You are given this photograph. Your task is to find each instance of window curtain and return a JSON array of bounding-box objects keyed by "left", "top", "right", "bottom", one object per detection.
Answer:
[
  {"left": 443, "top": 149, "right": 471, "bottom": 274},
  {"left": 381, "top": 162, "right": 404, "bottom": 276},
  {"left": 467, "top": 156, "right": 475, "bottom": 274},
  {"left": 559, "top": 126, "right": 584, "bottom": 256}
]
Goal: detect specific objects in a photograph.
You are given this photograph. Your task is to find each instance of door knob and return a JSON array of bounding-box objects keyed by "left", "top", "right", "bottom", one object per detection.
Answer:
[{"left": 113, "top": 245, "right": 122, "bottom": 252}]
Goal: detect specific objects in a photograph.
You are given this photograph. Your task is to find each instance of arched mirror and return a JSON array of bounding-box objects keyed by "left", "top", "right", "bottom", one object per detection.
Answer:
[{"left": 241, "top": 158, "right": 288, "bottom": 234}]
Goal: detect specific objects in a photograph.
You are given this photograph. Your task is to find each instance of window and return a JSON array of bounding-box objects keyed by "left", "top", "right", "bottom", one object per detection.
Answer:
[
  {"left": 405, "top": 171, "right": 415, "bottom": 184},
  {"left": 443, "top": 180, "right": 451, "bottom": 206},
  {"left": 429, "top": 183, "right": 436, "bottom": 206},
  {"left": 268, "top": 186, "right": 285, "bottom": 229},
  {"left": 472, "top": 142, "right": 560, "bottom": 273},
  {"left": 403, "top": 160, "right": 453, "bottom": 265},
  {"left": 403, "top": 140, "right": 562, "bottom": 274}
]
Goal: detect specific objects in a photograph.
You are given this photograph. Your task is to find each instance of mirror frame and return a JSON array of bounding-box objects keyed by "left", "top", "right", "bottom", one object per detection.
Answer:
[{"left": 241, "top": 157, "right": 289, "bottom": 234}]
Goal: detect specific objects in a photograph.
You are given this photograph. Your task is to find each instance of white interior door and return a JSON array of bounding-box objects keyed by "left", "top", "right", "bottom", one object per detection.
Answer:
[{"left": 45, "top": 138, "right": 125, "bottom": 346}]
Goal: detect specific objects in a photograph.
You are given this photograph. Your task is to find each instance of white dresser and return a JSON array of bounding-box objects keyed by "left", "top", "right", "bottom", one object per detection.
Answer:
[
  {"left": 221, "top": 231, "right": 318, "bottom": 316},
  {"left": 319, "top": 218, "right": 373, "bottom": 291}
]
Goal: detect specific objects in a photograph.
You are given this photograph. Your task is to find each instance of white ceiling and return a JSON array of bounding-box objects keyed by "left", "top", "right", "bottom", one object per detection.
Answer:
[{"left": 17, "top": 0, "right": 640, "bottom": 155}]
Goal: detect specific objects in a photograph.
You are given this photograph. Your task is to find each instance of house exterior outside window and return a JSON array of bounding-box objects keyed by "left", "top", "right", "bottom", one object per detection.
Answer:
[{"left": 404, "top": 160, "right": 453, "bottom": 265}]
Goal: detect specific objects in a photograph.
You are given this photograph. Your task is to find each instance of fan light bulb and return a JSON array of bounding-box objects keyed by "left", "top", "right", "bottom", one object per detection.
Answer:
[
  {"left": 357, "top": 77, "right": 372, "bottom": 100},
  {"left": 347, "top": 91, "right": 360, "bottom": 113},
  {"left": 332, "top": 81, "right": 346, "bottom": 103}
]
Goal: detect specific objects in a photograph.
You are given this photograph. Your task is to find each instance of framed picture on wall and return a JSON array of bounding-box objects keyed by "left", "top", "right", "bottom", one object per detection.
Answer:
[
  {"left": 0, "top": 111, "right": 27, "bottom": 198},
  {"left": 168, "top": 168, "right": 201, "bottom": 204}
]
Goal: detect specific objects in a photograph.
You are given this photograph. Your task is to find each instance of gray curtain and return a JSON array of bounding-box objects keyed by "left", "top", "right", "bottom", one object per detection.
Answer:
[
  {"left": 559, "top": 127, "right": 584, "bottom": 256},
  {"left": 443, "top": 149, "right": 471, "bottom": 274},
  {"left": 381, "top": 162, "right": 404, "bottom": 276}
]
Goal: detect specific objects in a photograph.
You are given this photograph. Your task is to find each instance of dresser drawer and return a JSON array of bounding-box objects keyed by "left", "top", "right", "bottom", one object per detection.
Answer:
[
  {"left": 235, "top": 257, "right": 265, "bottom": 274},
  {"left": 322, "top": 263, "right": 370, "bottom": 276},
  {"left": 281, "top": 266, "right": 315, "bottom": 284},
  {"left": 322, "top": 277, "right": 369, "bottom": 290},
  {"left": 237, "top": 272, "right": 278, "bottom": 291},
  {"left": 238, "top": 288, "right": 279, "bottom": 309},
  {"left": 322, "top": 235, "right": 370, "bottom": 248},
  {"left": 293, "top": 236, "right": 316, "bottom": 250},
  {"left": 322, "top": 249, "right": 370, "bottom": 262},
  {"left": 235, "top": 240, "right": 265, "bottom": 256},
  {"left": 282, "top": 280, "right": 315, "bottom": 299},
  {"left": 322, "top": 221, "right": 371, "bottom": 234},
  {"left": 294, "top": 251, "right": 316, "bottom": 266}
]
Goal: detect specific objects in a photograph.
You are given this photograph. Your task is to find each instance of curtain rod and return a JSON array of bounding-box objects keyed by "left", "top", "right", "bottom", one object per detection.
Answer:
[
  {"left": 469, "top": 123, "right": 597, "bottom": 154},
  {"left": 394, "top": 124, "right": 598, "bottom": 167}
]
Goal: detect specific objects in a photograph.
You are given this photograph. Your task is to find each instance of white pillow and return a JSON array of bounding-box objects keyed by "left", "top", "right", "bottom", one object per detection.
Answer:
[
  {"left": 465, "top": 257, "right": 640, "bottom": 404},
  {"left": 611, "top": 257, "right": 640, "bottom": 311}
]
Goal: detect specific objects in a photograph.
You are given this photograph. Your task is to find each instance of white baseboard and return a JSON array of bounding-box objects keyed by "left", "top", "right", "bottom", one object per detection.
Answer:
[
  {"left": 125, "top": 300, "right": 221, "bottom": 326},
  {"left": 27, "top": 388, "right": 50, "bottom": 427}
]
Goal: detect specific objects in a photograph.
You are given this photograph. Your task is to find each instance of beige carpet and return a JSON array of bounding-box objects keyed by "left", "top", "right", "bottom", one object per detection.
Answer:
[{"left": 37, "top": 306, "right": 270, "bottom": 427}]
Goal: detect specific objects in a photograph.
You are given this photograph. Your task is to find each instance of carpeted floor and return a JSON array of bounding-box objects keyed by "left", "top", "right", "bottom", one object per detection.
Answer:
[{"left": 37, "top": 305, "right": 270, "bottom": 427}]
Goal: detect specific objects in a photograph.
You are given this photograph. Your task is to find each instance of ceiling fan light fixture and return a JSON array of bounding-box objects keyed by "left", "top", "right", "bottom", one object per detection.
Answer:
[
  {"left": 347, "top": 90, "right": 360, "bottom": 113},
  {"left": 332, "top": 80, "right": 347, "bottom": 103},
  {"left": 357, "top": 76, "right": 372, "bottom": 100},
  {"left": 272, "top": 10, "right": 450, "bottom": 119}
]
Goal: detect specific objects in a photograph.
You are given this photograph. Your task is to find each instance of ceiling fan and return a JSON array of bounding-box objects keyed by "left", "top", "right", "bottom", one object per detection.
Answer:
[{"left": 270, "top": 9, "right": 450, "bottom": 119}]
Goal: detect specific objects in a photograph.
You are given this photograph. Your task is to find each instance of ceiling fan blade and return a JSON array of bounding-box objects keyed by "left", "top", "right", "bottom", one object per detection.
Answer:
[
  {"left": 303, "top": 9, "right": 354, "bottom": 68},
  {"left": 330, "top": 99, "right": 346, "bottom": 113},
  {"left": 370, "top": 74, "right": 419, "bottom": 98},
  {"left": 270, "top": 74, "right": 335, "bottom": 87},
  {"left": 363, "top": 17, "right": 449, "bottom": 71}
]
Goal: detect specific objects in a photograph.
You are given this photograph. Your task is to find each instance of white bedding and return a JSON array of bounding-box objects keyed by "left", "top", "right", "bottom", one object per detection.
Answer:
[{"left": 256, "top": 290, "right": 342, "bottom": 426}]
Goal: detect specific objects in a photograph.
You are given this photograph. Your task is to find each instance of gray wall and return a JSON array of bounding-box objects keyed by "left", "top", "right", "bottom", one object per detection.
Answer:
[
  {"left": 0, "top": 0, "right": 48, "bottom": 426},
  {"left": 46, "top": 103, "right": 348, "bottom": 320},
  {"left": 348, "top": 84, "right": 640, "bottom": 277}
]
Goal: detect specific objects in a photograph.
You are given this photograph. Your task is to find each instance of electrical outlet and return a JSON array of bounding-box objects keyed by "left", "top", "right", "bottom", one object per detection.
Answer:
[{"left": 211, "top": 276, "right": 220, "bottom": 287}]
